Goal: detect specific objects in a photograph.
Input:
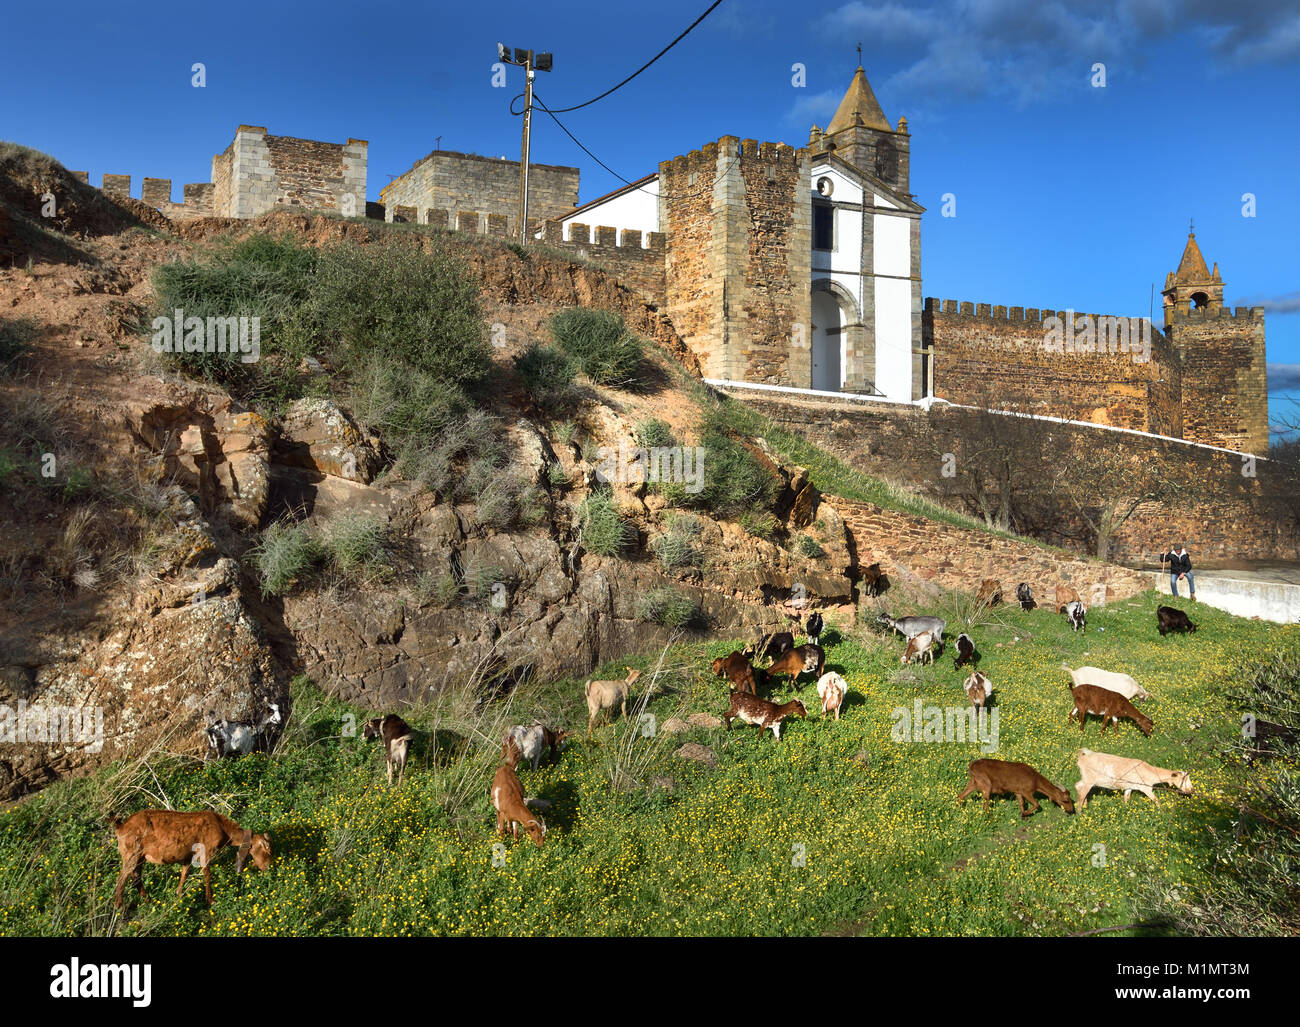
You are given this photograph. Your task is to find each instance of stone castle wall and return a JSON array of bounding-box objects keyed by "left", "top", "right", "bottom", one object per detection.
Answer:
[
  {"left": 378, "top": 150, "right": 578, "bottom": 236},
  {"left": 659, "top": 136, "right": 810, "bottom": 384},
  {"left": 1168, "top": 306, "right": 1268, "bottom": 453},
  {"left": 213, "top": 126, "right": 366, "bottom": 219}
]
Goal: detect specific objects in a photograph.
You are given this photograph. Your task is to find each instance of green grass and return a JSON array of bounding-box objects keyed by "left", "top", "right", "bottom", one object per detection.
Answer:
[
  {"left": 0, "top": 591, "right": 1293, "bottom": 936},
  {"left": 549, "top": 308, "right": 644, "bottom": 388}
]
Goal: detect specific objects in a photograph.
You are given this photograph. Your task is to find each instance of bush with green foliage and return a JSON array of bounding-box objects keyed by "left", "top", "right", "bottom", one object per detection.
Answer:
[
  {"left": 550, "top": 308, "right": 643, "bottom": 387},
  {"left": 635, "top": 587, "right": 700, "bottom": 628},
  {"left": 322, "top": 514, "right": 388, "bottom": 574},
  {"left": 651, "top": 514, "right": 700, "bottom": 571},
  {"left": 513, "top": 343, "right": 577, "bottom": 409},
  {"left": 658, "top": 409, "right": 777, "bottom": 518},
  {"left": 797, "top": 533, "right": 826, "bottom": 559},
  {"left": 633, "top": 418, "right": 676, "bottom": 450},
  {"left": 740, "top": 511, "right": 779, "bottom": 541},
  {"left": 579, "top": 489, "right": 634, "bottom": 556},
  {"left": 251, "top": 521, "right": 323, "bottom": 596}
]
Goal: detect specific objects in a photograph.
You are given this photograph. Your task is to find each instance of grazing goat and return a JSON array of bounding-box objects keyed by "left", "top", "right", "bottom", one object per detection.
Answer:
[
  {"left": 1075, "top": 749, "right": 1192, "bottom": 808},
  {"left": 902, "top": 630, "right": 936, "bottom": 666},
  {"left": 506, "top": 723, "right": 571, "bottom": 772},
  {"left": 1068, "top": 683, "right": 1153, "bottom": 737},
  {"left": 1061, "top": 663, "right": 1150, "bottom": 701},
  {"left": 805, "top": 611, "right": 824, "bottom": 647},
  {"left": 111, "top": 809, "right": 272, "bottom": 908},
  {"left": 1157, "top": 605, "right": 1197, "bottom": 636},
  {"left": 963, "top": 671, "right": 993, "bottom": 712},
  {"left": 584, "top": 668, "right": 642, "bottom": 732},
  {"left": 751, "top": 630, "right": 795, "bottom": 660},
  {"left": 1016, "top": 582, "right": 1036, "bottom": 611},
  {"left": 860, "top": 562, "right": 885, "bottom": 597},
  {"left": 957, "top": 758, "right": 1075, "bottom": 818},
  {"left": 204, "top": 701, "right": 281, "bottom": 759},
  {"left": 953, "top": 633, "right": 977, "bottom": 668},
  {"left": 1055, "top": 585, "right": 1081, "bottom": 614},
  {"left": 1063, "top": 600, "right": 1087, "bottom": 632},
  {"left": 767, "top": 644, "right": 825, "bottom": 689},
  {"left": 879, "top": 613, "right": 946, "bottom": 644},
  {"left": 723, "top": 691, "right": 807, "bottom": 740},
  {"left": 491, "top": 739, "right": 545, "bottom": 847},
  {"left": 712, "top": 650, "right": 760, "bottom": 695},
  {"left": 363, "top": 714, "right": 415, "bottom": 786},
  {"left": 975, "top": 578, "right": 1003, "bottom": 607},
  {"left": 815, "top": 671, "right": 848, "bottom": 721}
]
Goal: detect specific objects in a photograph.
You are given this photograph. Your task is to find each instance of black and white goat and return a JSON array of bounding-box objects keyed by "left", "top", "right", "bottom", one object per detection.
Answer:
[
  {"left": 954, "top": 633, "right": 978, "bottom": 668},
  {"left": 1063, "top": 600, "right": 1087, "bottom": 632},
  {"left": 363, "top": 714, "right": 416, "bottom": 786},
  {"left": 204, "top": 702, "right": 282, "bottom": 760},
  {"left": 805, "top": 612, "right": 824, "bottom": 647},
  {"left": 1015, "top": 582, "right": 1036, "bottom": 611}
]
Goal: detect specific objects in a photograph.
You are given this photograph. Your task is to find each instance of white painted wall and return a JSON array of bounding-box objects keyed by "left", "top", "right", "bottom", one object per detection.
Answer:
[
  {"left": 811, "top": 290, "right": 843, "bottom": 390},
  {"left": 874, "top": 276, "right": 913, "bottom": 401},
  {"left": 872, "top": 212, "right": 910, "bottom": 278},
  {"left": 558, "top": 178, "right": 659, "bottom": 244},
  {"left": 1156, "top": 573, "right": 1300, "bottom": 624}
]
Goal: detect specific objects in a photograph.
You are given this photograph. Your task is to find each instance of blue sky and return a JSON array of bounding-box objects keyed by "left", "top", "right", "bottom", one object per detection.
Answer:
[{"left": 8, "top": 0, "right": 1299, "bottom": 434}]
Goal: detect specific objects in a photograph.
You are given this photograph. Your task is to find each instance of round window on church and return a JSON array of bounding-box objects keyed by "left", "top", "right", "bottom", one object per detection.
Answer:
[{"left": 816, "top": 176, "right": 834, "bottom": 197}]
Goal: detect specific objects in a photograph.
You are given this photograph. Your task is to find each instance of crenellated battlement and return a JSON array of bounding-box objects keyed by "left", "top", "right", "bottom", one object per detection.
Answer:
[
  {"left": 925, "top": 297, "right": 1157, "bottom": 328},
  {"left": 660, "top": 134, "right": 807, "bottom": 184},
  {"left": 1167, "top": 304, "right": 1265, "bottom": 322}
]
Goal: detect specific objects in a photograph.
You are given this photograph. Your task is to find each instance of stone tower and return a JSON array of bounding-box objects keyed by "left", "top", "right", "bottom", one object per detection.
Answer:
[
  {"left": 811, "top": 63, "right": 910, "bottom": 198},
  {"left": 1162, "top": 227, "right": 1268, "bottom": 453}
]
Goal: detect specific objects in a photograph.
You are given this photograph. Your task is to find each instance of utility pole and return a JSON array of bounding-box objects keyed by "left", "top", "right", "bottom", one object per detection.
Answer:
[{"left": 498, "top": 44, "right": 552, "bottom": 244}]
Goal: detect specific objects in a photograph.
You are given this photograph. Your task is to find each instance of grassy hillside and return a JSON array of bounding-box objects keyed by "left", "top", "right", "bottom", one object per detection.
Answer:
[{"left": 2, "top": 591, "right": 1293, "bottom": 937}]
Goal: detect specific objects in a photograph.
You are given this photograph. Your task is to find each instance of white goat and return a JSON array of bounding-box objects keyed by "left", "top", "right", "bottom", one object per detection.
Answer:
[{"left": 1061, "top": 663, "right": 1150, "bottom": 701}]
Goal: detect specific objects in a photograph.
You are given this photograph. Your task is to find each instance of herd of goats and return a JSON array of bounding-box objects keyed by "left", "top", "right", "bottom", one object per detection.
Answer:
[{"left": 107, "top": 580, "right": 1200, "bottom": 910}]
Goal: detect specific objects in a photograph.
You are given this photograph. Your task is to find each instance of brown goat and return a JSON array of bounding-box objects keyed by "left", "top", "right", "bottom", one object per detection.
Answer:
[
  {"left": 711, "top": 651, "right": 759, "bottom": 695},
  {"left": 723, "top": 691, "right": 807, "bottom": 740},
  {"left": 111, "top": 809, "right": 272, "bottom": 908},
  {"left": 957, "top": 758, "right": 1076, "bottom": 818},
  {"left": 767, "top": 644, "right": 825, "bottom": 689},
  {"left": 1055, "top": 584, "right": 1081, "bottom": 614},
  {"left": 1068, "top": 683, "right": 1153, "bottom": 737},
  {"left": 975, "top": 578, "right": 1003, "bottom": 607},
  {"left": 363, "top": 714, "right": 415, "bottom": 786},
  {"left": 491, "top": 738, "right": 545, "bottom": 847}
]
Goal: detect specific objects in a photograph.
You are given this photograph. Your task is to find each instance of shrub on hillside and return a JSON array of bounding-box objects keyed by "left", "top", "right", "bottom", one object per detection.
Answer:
[
  {"left": 658, "top": 410, "right": 777, "bottom": 518},
  {"left": 635, "top": 587, "right": 701, "bottom": 628},
  {"left": 634, "top": 418, "right": 676, "bottom": 450},
  {"left": 651, "top": 514, "right": 701, "bottom": 571},
  {"left": 252, "top": 520, "right": 322, "bottom": 596},
  {"left": 550, "top": 308, "right": 643, "bottom": 387},
  {"left": 307, "top": 239, "right": 490, "bottom": 390},
  {"left": 0, "top": 317, "right": 37, "bottom": 374},
  {"left": 580, "top": 489, "right": 634, "bottom": 556},
  {"left": 321, "top": 513, "right": 388, "bottom": 575},
  {"left": 513, "top": 342, "right": 577, "bottom": 409}
]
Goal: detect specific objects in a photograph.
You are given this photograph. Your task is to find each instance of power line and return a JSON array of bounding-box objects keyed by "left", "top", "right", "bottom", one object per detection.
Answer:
[{"left": 543, "top": 0, "right": 725, "bottom": 113}]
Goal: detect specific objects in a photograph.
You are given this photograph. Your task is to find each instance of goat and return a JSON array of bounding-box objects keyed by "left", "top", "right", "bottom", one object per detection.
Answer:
[
  {"left": 815, "top": 671, "right": 848, "bottom": 721},
  {"left": 506, "top": 723, "right": 571, "bottom": 772},
  {"left": 584, "top": 667, "right": 641, "bottom": 732},
  {"left": 963, "top": 671, "right": 993, "bottom": 712},
  {"left": 1063, "top": 600, "right": 1087, "bottom": 632},
  {"left": 750, "top": 630, "right": 795, "bottom": 660},
  {"left": 1061, "top": 663, "right": 1150, "bottom": 702},
  {"left": 805, "top": 612, "right": 824, "bottom": 647},
  {"left": 860, "top": 562, "right": 886, "bottom": 597},
  {"left": 901, "top": 630, "right": 936, "bottom": 666},
  {"left": 1016, "top": 582, "right": 1036, "bottom": 611},
  {"left": 1068, "top": 683, "right": 1153, "bottom": 737},
  {"left": 723, "top": 690, "right": 807, "bottom": 740},
  {"left": 491, "top": 739, "right": 545, "bottom": 847},
  {"left": 711, "top": 650, "right": 760, "bottom": 695},
  {"left": 1075, "top": 749, "right": 1192, "bottom": 808},
  {"left": 204, "top": 701, "right": 281, "bottom": 760},
  {"left": 767, "top": 644, "right": 825, "bottom": 689},
  {"left": 975, "top": 578, "right": 1002, "bottom": 607},
  {"left": 957, "top": 758, "right": 1075, "bottom": 818},
  {"left": 1157, "top": 605, "right": 1197, "bottom": 636},
  {"left": 111, "top": 809, "right": 272, "bottom": 908},
  {"left": 879, "top": 612, "right": 946, "bottom": 644},
  {"left": 953, "top": 632, "right": 977, "bottom": 668},
  {"left": 363, "top": 714, "right": 415, "bottom": 786},
  {"left": 1055, "top": 585, "right": 1081, "bottom": 614}
]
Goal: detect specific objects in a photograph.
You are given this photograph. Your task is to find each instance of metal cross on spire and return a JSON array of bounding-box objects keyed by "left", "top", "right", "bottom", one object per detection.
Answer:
[
  {"left": 1189, "top": 217, "right": 1195, "bottom": 235},
  {"left": 857, "top": 42, "right": 863, "bottom": 67}
]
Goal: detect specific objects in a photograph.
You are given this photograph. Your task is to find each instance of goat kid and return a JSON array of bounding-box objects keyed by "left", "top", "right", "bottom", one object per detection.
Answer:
[
  {"left": 1055, "top": 585, "right": 1081, "bottom": 614},
  {"left": 723, "top": 691, "right": 807, "bottom": 740},
  {"left": 111, "top": 809, "right": 272, "bottom": 908},
  {"left": 491, "top": 739, "right": 546, "bottom": 847},
  {"left": 204, "top": 701, "right": 281, "bottom": 760},
  {"left": 957, "top": 758, "right": 1075, "bottom": 818},
  {"left": 584, "top": 668, "right": 642, "bottom": 732},
  {"left": 1068, "top": 683, "right": 1153, "bottom": 737},
  {"left": 363, "top": 714, "right": 415, "bottom": 786},
  {"left": 815, "top": 671, "right": 848, "bottom": 721},
  {"left": 1016, "top": 582, "right": 1036, "bottom": 611},
  {"left": 1061, "top": 663, "right": 1150, "bottom": 701},
  {"left": 902, "top": 630, "right": 936, "bottom": 666},
  {"left": 1063, "top": 600, "right": 1087, "bottom": 632},
  {"left": 1157, "top": 605, "right": 1197, "bottom": 636},
  {"left": 963, "top": 671, "right": 993, "bottom": 712},
  {"left": 712, "top": 651, "right": 760, "bottom": 695},
  {"left": 953, "top": 633, "right": 977, "bottom": 668},
  {"left": 1075, "top": 749, "right": 1192, "bottom": 808},
  {"left": 805, "top": 612, "right": 824, "bottom": 647},
  {"left": 506, "top": 723, "right": 571, "bottom": 772}
]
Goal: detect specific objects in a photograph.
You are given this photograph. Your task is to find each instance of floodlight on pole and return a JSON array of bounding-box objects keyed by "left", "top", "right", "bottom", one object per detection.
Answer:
[{"left": 495, "top": 43, "right": 553, "bottom": 244}]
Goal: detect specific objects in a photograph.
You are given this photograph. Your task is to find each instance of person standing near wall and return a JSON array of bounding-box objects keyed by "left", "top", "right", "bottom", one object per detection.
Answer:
[{"left": 1160, "top": 544, "right": 1196, "bottom": 601}]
